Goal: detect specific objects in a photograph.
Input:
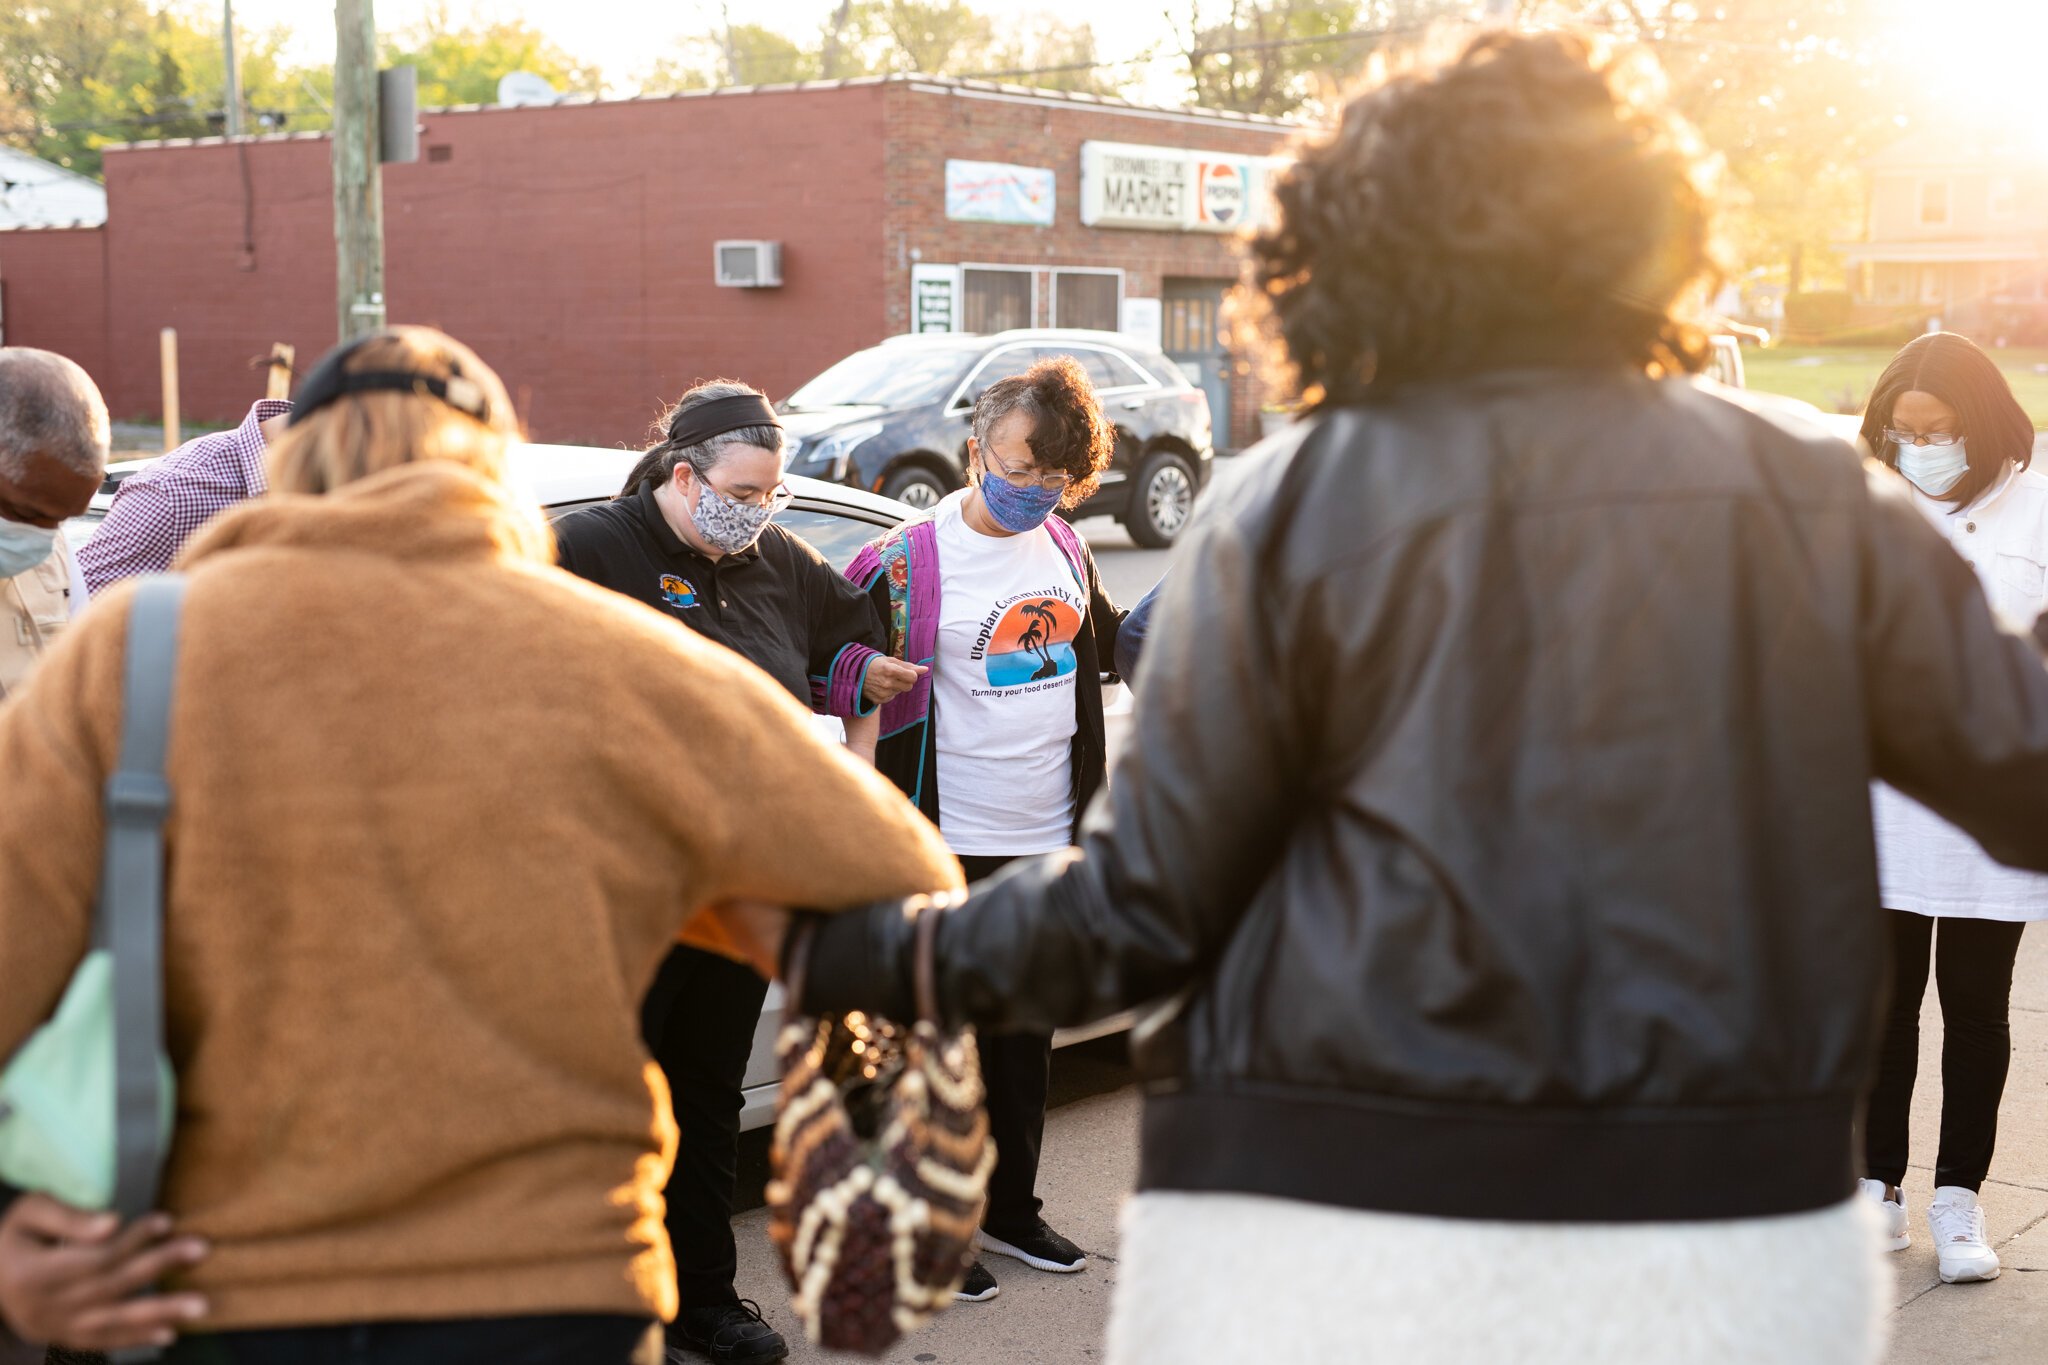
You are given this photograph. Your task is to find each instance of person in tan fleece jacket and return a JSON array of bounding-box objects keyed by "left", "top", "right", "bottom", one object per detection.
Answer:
[{"left": 0, "top": 328, "right": 962, "bottom": 1364}]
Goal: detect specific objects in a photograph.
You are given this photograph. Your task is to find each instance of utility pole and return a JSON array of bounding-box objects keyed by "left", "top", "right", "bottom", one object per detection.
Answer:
[
  {"left": 222, "top": 2, "right": 243, "bottom": 136},
  {"left": 333, "top": 0, "right": 385, "bottom": 343}
]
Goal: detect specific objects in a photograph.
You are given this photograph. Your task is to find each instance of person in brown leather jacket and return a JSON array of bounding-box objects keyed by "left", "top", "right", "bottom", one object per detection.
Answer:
[{"left": 733, "top": 29, "right": 2048, "bottom": 1365}]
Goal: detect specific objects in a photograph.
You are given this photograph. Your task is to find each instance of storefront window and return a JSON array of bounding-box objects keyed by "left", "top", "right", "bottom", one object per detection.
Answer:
[
  {"left": 963, "top": 267, "right": 1035, "bottom": 333},
  {"left": 1053, "top": 270, "right": 1121, "bottom": 332}
]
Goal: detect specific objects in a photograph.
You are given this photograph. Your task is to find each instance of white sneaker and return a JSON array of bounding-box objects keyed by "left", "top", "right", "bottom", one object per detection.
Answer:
[
  {"left": 1927, "top": 1185, "right": 2000, "bottom": 1283},
  {"left": 1859, "top": 1177, "right": 1910, "bottom": 1251}
]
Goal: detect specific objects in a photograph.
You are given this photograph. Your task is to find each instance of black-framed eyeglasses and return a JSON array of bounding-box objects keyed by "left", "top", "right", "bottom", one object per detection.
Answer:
[
  {"left": 1883, "top": 428, "right": 1963, "bottom": 448},
  {"left": 986, "top": 454, "right": 1072, "bottom": 492}
]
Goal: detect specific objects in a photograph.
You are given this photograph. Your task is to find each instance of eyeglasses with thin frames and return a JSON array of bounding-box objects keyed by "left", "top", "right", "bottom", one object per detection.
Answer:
[
  {"left": 985, "top": 453, "right": 1072, "bottom": 493},
  {"left": 711, "top": 481, "right": 795, "bottom": 511},
  {"left": 1883, "top": 428, "right": 1963, "bottom": 448}
]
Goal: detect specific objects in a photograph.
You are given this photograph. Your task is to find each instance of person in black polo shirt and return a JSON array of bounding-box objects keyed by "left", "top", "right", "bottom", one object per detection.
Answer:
[{"left": 553, "top": 380, "right": 923, "bottom": 1364}]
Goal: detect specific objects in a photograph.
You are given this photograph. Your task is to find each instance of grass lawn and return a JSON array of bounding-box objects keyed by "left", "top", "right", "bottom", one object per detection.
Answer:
[{"left": 1744, "top": 346, "right": 2048, "bottom": 429}]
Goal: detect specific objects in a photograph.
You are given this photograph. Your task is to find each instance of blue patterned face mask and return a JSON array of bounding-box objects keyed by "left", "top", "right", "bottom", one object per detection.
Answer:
[
  {"left": 1897, "top": 440, "right": 1969, "bottom": 498},
  {"left": 976, "top": 465, "right": 1063, "bottom": 533}
]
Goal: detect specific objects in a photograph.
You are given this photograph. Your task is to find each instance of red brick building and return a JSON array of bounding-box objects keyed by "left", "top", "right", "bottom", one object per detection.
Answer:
[{"left": 0, "top": 76, "right": 1296, "bottom": 451}]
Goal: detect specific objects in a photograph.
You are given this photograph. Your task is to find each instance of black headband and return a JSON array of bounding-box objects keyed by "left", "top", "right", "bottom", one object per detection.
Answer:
[
  {"left": 666, "top": 393, "right": 781, "bottom": 448},
  {"left": 288, "top": 333, "right": 494, "bottom": 427}
]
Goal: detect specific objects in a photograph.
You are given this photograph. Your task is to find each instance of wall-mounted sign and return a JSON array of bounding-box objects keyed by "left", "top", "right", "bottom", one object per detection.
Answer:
[
  {"left": 1080, "top": 141, "right": 1287, "bottom": 234},
  {"left": 945, "top": 160, "right": 1057, "bottom": 227},
  {"left": 1119, "top": 296, "right": 1162, "bottom": 350},
  {"left": 911, "top": 263, "right": 961, "bottom": 332}
]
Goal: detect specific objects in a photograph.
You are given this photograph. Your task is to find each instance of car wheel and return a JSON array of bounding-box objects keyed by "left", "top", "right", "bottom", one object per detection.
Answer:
[
  {"left": 1125, "top": 451, "right": 1196, "bottom": 548},
  {"left": 881, "top": 465, "right": 951, "bottom": 512}
]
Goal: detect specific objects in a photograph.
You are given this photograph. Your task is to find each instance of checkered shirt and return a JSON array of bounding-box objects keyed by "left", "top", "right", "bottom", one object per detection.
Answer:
[{"left": 78, "top": 400, "right": 292, "bottom": 598}]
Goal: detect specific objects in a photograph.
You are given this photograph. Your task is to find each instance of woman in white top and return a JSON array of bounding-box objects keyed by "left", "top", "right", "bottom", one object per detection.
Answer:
[
  {"left": 845, "top": 357, "right": 1126, "bottom": 1305},
  {"left": 1860, "top": 331, "right": 2048, "bottom": 1283}
]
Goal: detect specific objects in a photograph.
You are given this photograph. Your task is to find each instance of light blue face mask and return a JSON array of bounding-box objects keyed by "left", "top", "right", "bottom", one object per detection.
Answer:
[
  {"left": 1897, "top": 440, "right": 1969, "bottom": 498},
  {"left": 0, "top": 519, "right": 57, "bottom": 578}
]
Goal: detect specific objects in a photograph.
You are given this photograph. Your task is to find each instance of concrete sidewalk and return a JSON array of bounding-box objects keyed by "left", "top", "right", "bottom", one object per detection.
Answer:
[{"left": 1885, "top": 924, "right": 2048, "bottom": 1363}]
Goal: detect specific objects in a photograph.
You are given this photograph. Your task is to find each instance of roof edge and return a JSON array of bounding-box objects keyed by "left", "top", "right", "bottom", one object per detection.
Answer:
[{"left": 103, "top": 70, "right": 1299, "bottom": 151}]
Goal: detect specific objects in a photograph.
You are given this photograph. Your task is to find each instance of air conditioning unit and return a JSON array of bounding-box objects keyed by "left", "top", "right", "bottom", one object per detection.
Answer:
[{"left": 715, "top": 240, "right": 782, "bottom": 288}]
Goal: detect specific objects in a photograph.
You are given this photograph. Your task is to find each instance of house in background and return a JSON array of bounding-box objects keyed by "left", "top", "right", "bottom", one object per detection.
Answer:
[
  {"left": 0, "top": 145, "right": 107, "bottom": 229},
  {"left": 1840, "top": 133, "right": 2048, "bottom": 342}
]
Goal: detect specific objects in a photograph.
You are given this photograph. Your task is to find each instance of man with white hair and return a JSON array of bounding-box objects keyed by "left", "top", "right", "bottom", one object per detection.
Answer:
[
  {"left": 0, "top": 348, "right": 106, "bottom": 699},
  {"left": 0, "top": 348, "right": 211, "bottom": 1361}
]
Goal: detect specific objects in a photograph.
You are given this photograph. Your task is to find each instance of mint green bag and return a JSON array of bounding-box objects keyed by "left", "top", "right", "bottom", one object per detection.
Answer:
[{"left": 0, "top": 576, "right": 184, "bottom": 1217}]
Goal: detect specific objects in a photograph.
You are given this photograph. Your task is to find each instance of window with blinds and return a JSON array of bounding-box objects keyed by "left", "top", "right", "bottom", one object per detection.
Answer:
[
  {"left": 962, "top": 268, "right": 1035, "bottom": 333},
  {"left": 1053, "top": 271, "right": 1120, "bottom": 331}
]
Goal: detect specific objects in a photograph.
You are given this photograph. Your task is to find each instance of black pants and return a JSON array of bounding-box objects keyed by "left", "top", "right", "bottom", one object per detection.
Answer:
[
  {"left": 160, "top": 1315, "right": 660, "bottom": 1364},
  {"left": 641, "top": 943, "right": 771, "bottom": 1312},
  {"left": 1865, "top": 911, "right": 2028, "bottom": 1192},
  {"left": 959, "top": 854, "right": 1053, "bottom": 1237}
]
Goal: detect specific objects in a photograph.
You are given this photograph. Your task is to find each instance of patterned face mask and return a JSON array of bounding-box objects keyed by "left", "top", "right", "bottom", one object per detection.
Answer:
[{"left": 690, "top": 476, "right": 778, "bottom": 554}]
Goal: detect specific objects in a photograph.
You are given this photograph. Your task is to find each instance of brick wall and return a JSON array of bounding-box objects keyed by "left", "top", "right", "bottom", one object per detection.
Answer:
[
  {"left": 882, "top": 83, "right": 1296, "bottom": 448},
  {"left": 101, "top": 136, "right": 335, "bottom": 430},
  {"left": 86, "top": 86, "right": 890, "bottom": 442},
  {"left": 5, "top": 80, "right": 1293, "bottom": 447},
  {"left": 0, "top": 227, "right": 112, "bottom": 404}
]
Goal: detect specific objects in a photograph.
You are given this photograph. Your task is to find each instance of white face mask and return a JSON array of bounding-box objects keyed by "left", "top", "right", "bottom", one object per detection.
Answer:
[
  {"left": 0, "top": 519, "right": 57, "bottom": 578},
  {"left": 1897, "top": 440, "right": 1969, "bottom": 498}
]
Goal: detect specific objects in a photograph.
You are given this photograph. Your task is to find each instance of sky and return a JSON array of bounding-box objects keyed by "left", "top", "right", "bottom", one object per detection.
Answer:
[{"left": 231, "top": 0, "right": 1193, "bottom": 102}]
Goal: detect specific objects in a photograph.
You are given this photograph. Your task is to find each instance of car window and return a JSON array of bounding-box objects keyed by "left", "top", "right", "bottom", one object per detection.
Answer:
[
  {"left": 959, "top": 346, "right": 1050, "bottom": 406},
  {"left": 778, "top": 507, "right": 892, "bottom": 571},
  {"left": 786, "top": 346, "right": 973, "bottom": 411},
  {"left": 1076, "top": 349, "right": 1152, "bottom": 392}
]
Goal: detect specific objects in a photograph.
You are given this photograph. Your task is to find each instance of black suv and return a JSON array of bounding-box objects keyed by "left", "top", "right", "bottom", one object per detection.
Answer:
[{"left": 778, "top": 329, "right": 1215, "bottom": 548}]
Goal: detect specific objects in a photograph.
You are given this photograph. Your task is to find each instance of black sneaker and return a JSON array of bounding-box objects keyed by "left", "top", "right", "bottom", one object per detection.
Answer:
[
  {"left": 670, "top": 1298, "right": 789, "bottom": 1363},
  {"left": 979, "top": 1218, "right": 1088, "bottom": 1272},
  {"left": 955, "top": 1259, "right": 1001, "bottom": 1302}
]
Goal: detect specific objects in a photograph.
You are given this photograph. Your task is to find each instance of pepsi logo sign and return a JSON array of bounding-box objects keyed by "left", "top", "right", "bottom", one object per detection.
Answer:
[{"left": 1198, "top": 162, "right": 1247, "bottom": 225}]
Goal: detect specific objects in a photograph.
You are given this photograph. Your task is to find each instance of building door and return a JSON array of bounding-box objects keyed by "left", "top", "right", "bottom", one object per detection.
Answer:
[{"left": 1163, "top": 277, "right": 1232, "bottom": 450}]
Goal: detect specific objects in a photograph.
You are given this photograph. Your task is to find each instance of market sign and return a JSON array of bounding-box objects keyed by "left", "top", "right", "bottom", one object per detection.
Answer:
[
  {"left": 1080, "top": 141, "right": 1287, "bottom": 234},
  {"left": 945, "top": 160, "right": 1057, "bottom": 227}
]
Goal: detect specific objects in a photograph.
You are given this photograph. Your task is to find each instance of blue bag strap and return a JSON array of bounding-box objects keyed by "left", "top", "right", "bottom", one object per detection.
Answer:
[{"left": 104, "top": 575, "right": 185, "bottom": 1224}]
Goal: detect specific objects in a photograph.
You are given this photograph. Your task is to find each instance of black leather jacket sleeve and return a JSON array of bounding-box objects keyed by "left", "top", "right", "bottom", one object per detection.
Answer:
[
  {"left": 1860, "top": 467, "right": 2048, "bottom": 872},
  {"left": 796, "top": 479, "right": 1302, "bottom": 1033}
]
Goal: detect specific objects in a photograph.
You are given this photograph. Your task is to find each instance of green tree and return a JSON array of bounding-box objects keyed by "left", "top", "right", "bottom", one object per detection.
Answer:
[
  {"left": 1175, "top": 0, "right": 1351, "bottom": 118},
  {"left": 979, "top": 15, "right": 1121, "bottom": 95},
  {"left": 871, "top": 1, "right": 997, "bottom": 75},
  {"left": 0, "top": 0, "right": 329, "bottom": 177},
  {"left": 641, "top": 24, "right": 819, "bottom": 93},
  {"left": 382, "top": 3, "right": 604, "bottom": 108},
  {"left": 636, "top": 2, "right": 1124, "bottom": 95},
  {"left": 1534, "top": 0, "right": 1906, "bottom": 294}
]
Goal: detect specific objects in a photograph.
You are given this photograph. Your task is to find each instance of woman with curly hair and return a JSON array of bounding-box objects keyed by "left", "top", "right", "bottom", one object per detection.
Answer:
[
  {"left": 745, "top": 27, "right": 2048, "bottom": 1365},
  {"left": 838, "top": 355, "right": 1124, "bottom": 1305}
]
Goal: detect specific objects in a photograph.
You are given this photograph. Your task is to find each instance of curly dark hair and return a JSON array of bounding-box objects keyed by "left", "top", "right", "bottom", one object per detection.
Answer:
[
  {"left": 971, "top": 355, "right": 1117, "bottom": 508},
  {"left": 1242, "top": 29, "right": 1719, "bottom": 405},
  {"left": 1860, "top": 332, "right": 2034, "bottom": 509}
]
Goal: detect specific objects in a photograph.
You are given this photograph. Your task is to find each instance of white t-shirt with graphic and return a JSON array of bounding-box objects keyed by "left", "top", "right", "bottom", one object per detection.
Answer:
[{"left": 930, "top": 490, "right": 1085, "bottom": 856}]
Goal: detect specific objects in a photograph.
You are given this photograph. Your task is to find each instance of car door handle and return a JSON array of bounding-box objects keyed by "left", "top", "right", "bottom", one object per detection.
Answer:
[{"left": 1119, "top": 398, "right": 1145, "bottom": 410}]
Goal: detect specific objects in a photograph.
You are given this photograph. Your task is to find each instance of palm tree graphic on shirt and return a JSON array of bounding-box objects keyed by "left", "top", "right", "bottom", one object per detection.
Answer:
[{"left": 1018, "top": 600, "right": 1063, "bottom": 680}]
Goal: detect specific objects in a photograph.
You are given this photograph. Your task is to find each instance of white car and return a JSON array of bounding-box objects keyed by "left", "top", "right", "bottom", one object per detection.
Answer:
[{"left": 72, "top": 441, "right": 1124, "bottom": 1129}]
